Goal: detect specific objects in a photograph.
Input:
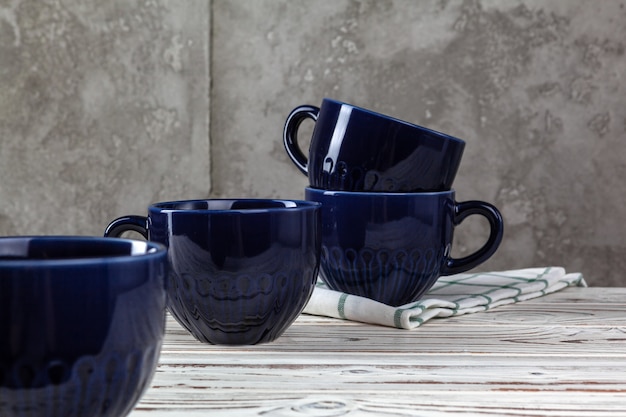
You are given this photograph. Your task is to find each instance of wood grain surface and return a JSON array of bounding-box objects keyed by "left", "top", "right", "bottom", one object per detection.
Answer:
[{"left": 128, "top": 287, "right": 626, "bottom": 416}]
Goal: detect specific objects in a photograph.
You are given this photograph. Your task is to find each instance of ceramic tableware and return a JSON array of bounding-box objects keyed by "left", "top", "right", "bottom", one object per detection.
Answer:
[
  {"left": 105, "top": 199, "right": 321, "bottom": 345},
  {"left": 305, "top": 187, "right": 504, "bottom": 306},
  {"left": 0, "top": 236, "right": 168, "bottom": 417},
  {"left": 284, "top": 98, "right": 466, "bottom": 192}
]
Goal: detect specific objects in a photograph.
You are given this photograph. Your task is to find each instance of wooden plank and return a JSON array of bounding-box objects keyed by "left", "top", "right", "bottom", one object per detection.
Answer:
[
  {"left": 147, "top": 357, "right": 626, "bottom": 390},
  {"left": 521, "top": 287, "right": 626, "bottom": 304},
  {"left": 127, "top": 287, "right": 626, "bottom": 416},
  {"left": 130, "top": 393, "right": 626, "bottom": 417},
  {"left": 161, "top": 319, "right": 626, "bottom": 356}
]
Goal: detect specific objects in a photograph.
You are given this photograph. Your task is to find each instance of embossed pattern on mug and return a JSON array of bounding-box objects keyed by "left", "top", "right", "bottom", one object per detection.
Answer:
[
  {"left": 165, "top": 236, "right": 318, "bottom": 344},
  {"left": 317, "top": 164, "right": 404, "bottom": 193},
  {"left": 319, "top": 246, "right": 446, "bottom": 306},
  {"left": 168, "top": 269, "right": 316, "bottom": 345},
  {"left": 316, "top": 150, "right": 443, "bottom": 192},
  {"left": 1, "top": 347, "right": 160, "bottom": 417}
]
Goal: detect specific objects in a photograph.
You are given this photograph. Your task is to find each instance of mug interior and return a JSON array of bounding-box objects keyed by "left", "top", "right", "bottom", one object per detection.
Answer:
[
  {"left": 304, "top": 186, "right": 455, "bottom": 199},
  {"left": 0, "top": 237, "right": 157, "bottom": 262},
  {"left": 154, "top": 199, "right": 316, "bottom": 212}
]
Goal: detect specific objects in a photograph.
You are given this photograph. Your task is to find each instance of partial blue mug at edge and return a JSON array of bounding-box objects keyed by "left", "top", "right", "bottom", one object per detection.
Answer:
[{"left": 0, "top": 236, "right": 168, "bottom": 417}]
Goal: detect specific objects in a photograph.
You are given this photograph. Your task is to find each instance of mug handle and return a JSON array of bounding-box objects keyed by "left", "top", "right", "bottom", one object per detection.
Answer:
[
  {"left": 104, "top": 215, "right": 149, "bottom": 239},
  {"left": 441, "top": 201, "right": 504, "bottom": 275},
  {"left": 282, "top": 104, "right": 320, "bottom": 175}
]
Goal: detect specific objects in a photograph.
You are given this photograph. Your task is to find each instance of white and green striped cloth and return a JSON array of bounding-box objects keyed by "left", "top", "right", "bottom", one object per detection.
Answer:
[{"left": 302, "top": 267, "right": 586, "bottom": 329}]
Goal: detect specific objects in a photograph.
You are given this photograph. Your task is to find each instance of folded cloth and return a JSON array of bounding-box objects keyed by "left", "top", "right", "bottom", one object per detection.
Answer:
[{"left": 302, "top": 267, "right": 586, "bottom": 329}]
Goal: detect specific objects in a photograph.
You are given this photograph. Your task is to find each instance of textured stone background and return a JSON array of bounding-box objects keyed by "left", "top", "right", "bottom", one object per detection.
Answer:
[
  {"left": 0, "top": 0, "right": 210, "bottom": 236},
  {"left": 2, "top": 0, "right": 625, "bottom": 286}
]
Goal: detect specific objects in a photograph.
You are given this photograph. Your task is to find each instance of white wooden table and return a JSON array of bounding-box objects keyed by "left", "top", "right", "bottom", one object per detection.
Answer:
[{"left": 129, "top": 287, "right": 626, "bottom": 416}]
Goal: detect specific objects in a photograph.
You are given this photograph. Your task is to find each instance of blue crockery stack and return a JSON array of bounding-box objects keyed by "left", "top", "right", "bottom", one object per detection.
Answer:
[{"left": 284, "top": 98, "right": 504, "bottom": 306}]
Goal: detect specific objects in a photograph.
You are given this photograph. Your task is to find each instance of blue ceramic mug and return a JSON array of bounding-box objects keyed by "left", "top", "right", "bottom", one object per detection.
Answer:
[
  {"left": 105, "top": 199, "right": 321, "bottom": 345},
  {"left": 284, "top": 98, "right": 466, "bottom": 192},
  {"left": 0, "top": 236, "right": 168, "bottom": 417},
  {"left": 305, "top": 187, "right": 504, "bottom": 306}
]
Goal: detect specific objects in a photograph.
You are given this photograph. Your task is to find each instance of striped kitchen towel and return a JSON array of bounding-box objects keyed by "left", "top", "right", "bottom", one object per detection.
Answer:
[{"left": 302, "top": 267, "right": 586, "bottom": 329}]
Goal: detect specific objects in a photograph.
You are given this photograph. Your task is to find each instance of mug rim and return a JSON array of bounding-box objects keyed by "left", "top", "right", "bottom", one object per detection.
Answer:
[
  {"left": 305, "top": 186, "right": 455, "bottom": 198},
  {"left": 150, "top": 198, "right": 321, "bottom": 214},
  {"left": 321, "top": 97, "right": 466, "bottom": 145},
  {"left": 0, "top": 236, "right": 166, "bottom": 267}
]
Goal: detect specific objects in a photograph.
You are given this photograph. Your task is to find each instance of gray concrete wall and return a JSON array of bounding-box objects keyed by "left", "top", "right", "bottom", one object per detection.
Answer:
[
  {"left": 0, "top": 0, "right": 210, "bottom": 235},
  {"left": 2, "top": 0, "right": 625, "bottom": 286}
]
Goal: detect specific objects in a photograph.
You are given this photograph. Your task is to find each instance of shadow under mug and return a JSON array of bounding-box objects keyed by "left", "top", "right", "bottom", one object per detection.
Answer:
[
  {"left": 305, "top": 187, "right": 504, "bottom": 306},
  {"left": 284, "top": 98, "right": 466, "bottom": 192},
  {"left": 104, "top": 199, "right": 321, "bottom": 345}
]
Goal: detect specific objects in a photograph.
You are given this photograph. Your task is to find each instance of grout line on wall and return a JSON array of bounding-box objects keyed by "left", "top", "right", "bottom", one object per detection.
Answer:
[{"left": 207, "top": 0, "right": 214, "bottom": 197}]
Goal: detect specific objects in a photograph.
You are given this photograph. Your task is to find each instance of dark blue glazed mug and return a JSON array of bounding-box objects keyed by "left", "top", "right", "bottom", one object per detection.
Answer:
[
  {"left": 305, "top": 187, "right": 504, "bottom": 306},
  {"left": 284, "top": 98, "right": 466, "bottom": 192},
  {"left": 105, "top": 199, "right": 321, "bottom": 345},
  {"left": 0, "top": 236, "right": 167, "bottom": 417}
]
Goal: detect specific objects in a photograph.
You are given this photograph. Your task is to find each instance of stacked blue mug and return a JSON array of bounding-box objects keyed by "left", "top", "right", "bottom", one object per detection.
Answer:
[{"left": 283, "top": 98, "right": 504, "bottom": 307}]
